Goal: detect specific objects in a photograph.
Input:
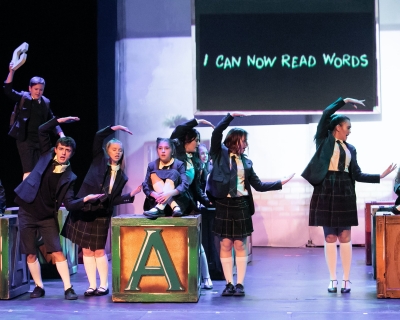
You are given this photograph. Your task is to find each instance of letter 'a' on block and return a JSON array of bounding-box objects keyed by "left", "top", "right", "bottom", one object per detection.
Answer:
[{"left": 11, "top": 42, "right": 29, "bottom": 71}]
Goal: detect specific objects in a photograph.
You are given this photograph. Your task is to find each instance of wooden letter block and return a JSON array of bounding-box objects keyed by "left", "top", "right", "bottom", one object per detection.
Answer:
[
  {"left": 11, "top": 42, "right": 29, "bottom": 71},
  {"left": 376, "top": 214, "right": 400, "bottom": 298},
  {"left": 0, "top": 215, "right": 30, "bottom": 299},
  {"left": 112, "top": 215, "right": 201, "bottom": 302}
]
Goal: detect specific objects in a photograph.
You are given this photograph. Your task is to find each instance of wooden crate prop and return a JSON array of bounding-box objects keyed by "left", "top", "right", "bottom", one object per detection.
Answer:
[
  {"left": 0, "top": 214, "right": 30, "bottom": 299},
  {"left": 112, "top": 214, "right": 201, "bottom": 302},
  {"left": 364, "top": 201, "right": 394, "bottom": 265},
  {"left": 375, "top": 213, "right": 400, "bottom": 298}
]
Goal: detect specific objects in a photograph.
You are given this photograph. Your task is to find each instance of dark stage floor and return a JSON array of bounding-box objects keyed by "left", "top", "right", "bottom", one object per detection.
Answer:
[{"left": 1, "top": 247, "right": 400, "bottom": 320}]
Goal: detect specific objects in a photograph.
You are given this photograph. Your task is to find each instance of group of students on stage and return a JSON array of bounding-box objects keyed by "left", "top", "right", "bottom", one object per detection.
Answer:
[{"left": 3, "top": 62, "right": 398, "bottom": 300}]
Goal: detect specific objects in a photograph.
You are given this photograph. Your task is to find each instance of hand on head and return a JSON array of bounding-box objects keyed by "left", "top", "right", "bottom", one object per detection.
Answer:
[{"left": 111, "top": 125, "right": 132, "bottom": 135}]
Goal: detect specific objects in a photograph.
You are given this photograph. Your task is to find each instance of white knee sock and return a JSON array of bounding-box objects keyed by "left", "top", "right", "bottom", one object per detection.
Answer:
[
  {"left": 95, "top": 255, "right": 109, "bottom": 289},
  {"left": 83, "top": 255, "right": 97, "bottom": 289},
  {"left": 27, "top": 259, "right": 43, "bottom": 288},
  {"left": 340, "top": 241, "right": 352, "bottom": 280},
  {"left": 55, "top": 260, "right": 71, "bottom": 291},
  {"left": 324, "top": 241, "right": 337, "bottom": 280},
  {"left": 220, "top": 256, "right": 234, "bottom": 284},
  {"left": 236, "top": 256, "right": 248, "bottom": 285},
  {"left": 200, "top": 247, "right": 210, "bottom": 279}
]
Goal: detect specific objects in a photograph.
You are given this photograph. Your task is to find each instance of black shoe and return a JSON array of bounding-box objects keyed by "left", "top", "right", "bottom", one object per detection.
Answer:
[
  {"left": 172, "top": 207, "right": 183, "bottom": 217},
  {"left": 221, "top": 282, "right": 235, "bottom": 296},
  {"left": 143, "top": 207, "right": 165, "bottom": 219},
  {"left": 328, "top": 280, "right": 338, "bottom": 293},
  {"left": 341, "top": 280, "right": 351, "bottom": 293},
  {"left": 234, "top": 283, "right": 245, "bottom": 296},
  {"left": 95, "top": 287, "right": 109, "bottom": 296},
  {"left": 84, "top": 287, "right": 97, "bottom": 297},
  {"left": 65, "top": 286, "right": 78, "bottom": 300},
  {"left": 30, "top": 285, "right": 45, "bottom": 298}
]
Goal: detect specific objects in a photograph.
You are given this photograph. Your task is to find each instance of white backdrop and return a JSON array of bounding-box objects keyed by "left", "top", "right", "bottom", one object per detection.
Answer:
[{"left": 115, "top": 0, "right": 400, "bottom": 247}]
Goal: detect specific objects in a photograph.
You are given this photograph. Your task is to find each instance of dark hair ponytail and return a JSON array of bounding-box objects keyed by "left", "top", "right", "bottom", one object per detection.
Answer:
[{"left": 328, "top": 114, "right": 350, "bottom": 131}]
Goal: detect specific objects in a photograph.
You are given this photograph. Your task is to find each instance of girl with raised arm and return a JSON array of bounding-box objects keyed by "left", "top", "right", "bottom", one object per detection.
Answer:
[
  {"left": 207, "top": 113, "right": 294, "bottom": 296},
  {"left": 302, "top": 98, "right": 396, "bottom": 293}
]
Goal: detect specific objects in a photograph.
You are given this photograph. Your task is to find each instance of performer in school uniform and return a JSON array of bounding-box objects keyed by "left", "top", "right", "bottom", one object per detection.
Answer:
[
  {"left": 4, "top": 62, "right": 64, "bottom": 179},
  {"left": 143, "top": 137, "right": 190, "bottom": 217},
  {"left": 301, "top": 97, "right": 396, "bottom": 293},
  {"left": 61, "top": 125, "right": 141, "bottom": 297},
  {"left": 206, "top": 112, "right": 294, "bottom": 297},
  {"left": 15, "top": 116, "right": 88, "bottom": 300}
]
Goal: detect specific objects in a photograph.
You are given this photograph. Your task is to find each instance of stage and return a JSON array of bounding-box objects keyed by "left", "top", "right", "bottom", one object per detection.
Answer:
[{"left": 1, "top": 247, "right": 399, "bottom": 320}]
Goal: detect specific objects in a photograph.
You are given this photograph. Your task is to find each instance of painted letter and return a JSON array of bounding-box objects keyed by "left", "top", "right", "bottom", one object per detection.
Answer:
[
  {"left": 125, "top": 229, "right": 184, "bottom": 292},
  {"left": 11, "top": 42, "right": 29, "bottom": 71}
]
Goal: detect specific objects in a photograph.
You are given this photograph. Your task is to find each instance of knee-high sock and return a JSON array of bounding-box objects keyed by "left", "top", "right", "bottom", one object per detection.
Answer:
[
  {"left": 200, "top": 245, "right": 210, "bottom": 279},
  {"left": 220, "top": 256, "right": 234, "bottom": 284},
  {"left": 324, "top": 241, "right": 337, "bottom": 280},
  {"left": 340, "top": 241, "right": 352, "bottom": 280},
  {"left": 83, "top": 255, "right": 97, "bottom": 289},
  {"left": 27, "top": 259, "right": 43, "bottom": 288},
  {"left": 236, "top": 256, "right": 248, "bottom": 285},
  {"left": 95, "top": 255, "right": 109, "bottom": 289},
  {"left": 55, "top": 260, "right": 71, "bottom": 291},
  {"left": 152, "top": 181, "right": 166, "bottom": 210}
]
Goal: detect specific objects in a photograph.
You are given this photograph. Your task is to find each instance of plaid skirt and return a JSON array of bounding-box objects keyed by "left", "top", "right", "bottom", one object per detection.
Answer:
[
  {"left": 213, "top": 196, "right": 253, "bottom": 238},
  {"left": 61, "top": 210, "right": 111, "bottom": 250},
  {"left": 309, "top": 171, "right": 357, "bottom": 227}
]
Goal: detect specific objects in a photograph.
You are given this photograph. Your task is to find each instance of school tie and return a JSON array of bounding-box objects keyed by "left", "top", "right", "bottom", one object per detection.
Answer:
[
  {"left": 229, "top": 155, "right": 238, "bottom": 197},
  {"left": 337, "top": 141, "right": 346, "bottom": 172},
  {"left": 108, "top": 164, "right": 120, "bottom": 194}
]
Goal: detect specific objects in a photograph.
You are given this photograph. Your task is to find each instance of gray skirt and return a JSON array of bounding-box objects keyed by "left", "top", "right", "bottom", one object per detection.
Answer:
[
  {"left": 309, "top": 171, "right": 357, "bottom": 227},
  {"left": 213, "top": 196, "right": 253, "bottom": 239}
]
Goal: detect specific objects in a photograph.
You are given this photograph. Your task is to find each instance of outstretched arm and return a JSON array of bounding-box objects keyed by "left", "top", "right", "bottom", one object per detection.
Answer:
[
  {"left": 210, "top": 113, "right": 246, "bottom": 158},
  {"left": 380, "top": 163, "right": 397, "bottom": 179},
  {"left": 38, "top": 116, "right": 79, "bottom": 154},
  {"left": 5, "top": 62, "right": 15, "bottom": 83}
]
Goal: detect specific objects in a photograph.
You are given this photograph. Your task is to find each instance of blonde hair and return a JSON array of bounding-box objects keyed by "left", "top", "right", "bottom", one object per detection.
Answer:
[{"left": 105, "top": 138, "right": 125, "bottom": 170}]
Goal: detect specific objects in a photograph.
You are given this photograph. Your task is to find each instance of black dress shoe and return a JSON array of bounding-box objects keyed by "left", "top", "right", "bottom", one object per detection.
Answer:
[
  {"left": 221, "top": 282, "right": 235, "bottom": 296},
  {"left": 30, "top": 285, "right": 45, "bottom": 298},
  {"left": 234, "top": 283, "right": 245, "bottom": 296},
  {"left": 95, "top": 287, "right": 109, "bottom": 296},
  {"left": 143, "top": 207, "right": 165, "bottom": 219},
  {"left": 84, "top": 288, "right": 97, "bottom": 297},
  {"left": 341, "top": 280, "right": 351, "bottom": 293},
  {"left": 327, "top": 280, "right": 338, "bottom": 293},
  {"left": 172, "top": 207, "right": 183, "bottom": 217},
  {"left": 65, "top": 286, "right": 78, "bottom": 300}
]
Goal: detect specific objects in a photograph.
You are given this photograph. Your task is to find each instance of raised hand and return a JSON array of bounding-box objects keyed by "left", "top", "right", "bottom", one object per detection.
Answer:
[
  {"left": 343, "top": 98, "right": 365, "bottom": 109},
  {"left": 196, "top": 119, "right": 215, "bottom": 129},
  {"left": 130, "top": 185, "right": 142, "bottom": 197},
  {"left": 281, "top": 173, "right": 295, "bottom": 185},
  {"left": 83, "top": 194, "right": 104, "bottom": 203},
  {"left": 380, "top": 163, "right": 397, "bottom": 179},
  {"left": 111, "top": 125, "right": 132, "bottom": 135},
  {"left": 231, "top": 112, "right": 247, "bottom": 118},
  {"left": 57, "top": 116, "right": 80, "bottom": 123}
]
